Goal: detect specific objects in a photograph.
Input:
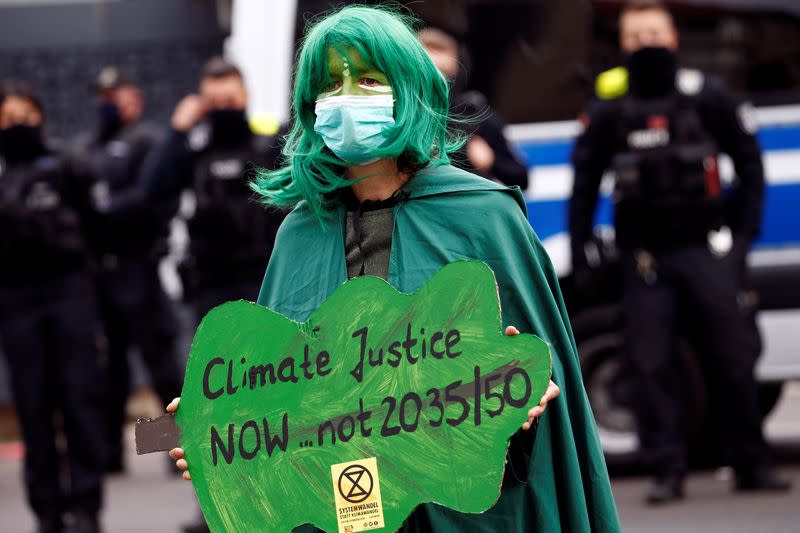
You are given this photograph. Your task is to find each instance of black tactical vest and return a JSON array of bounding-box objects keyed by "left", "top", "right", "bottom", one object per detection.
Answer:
[
  {"left": 75, "top": 121, "right": 173, "bottom": 256},
  {"left": 611, "top": 92, "right": 725, "bottom": 249},
  {"left": 187, "top": 134, "right": 284, "bottom": 283},
  {"left": 0, "top": 153, "right": 88, "bottom": 281}
]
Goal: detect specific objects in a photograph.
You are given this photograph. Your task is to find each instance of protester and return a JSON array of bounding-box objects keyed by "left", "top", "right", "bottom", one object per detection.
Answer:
[{"left": 168, "top": 6, "right": 620, "bottom": 532}]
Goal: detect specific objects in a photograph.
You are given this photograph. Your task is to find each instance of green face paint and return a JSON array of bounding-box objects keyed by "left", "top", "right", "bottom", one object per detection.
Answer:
[
  {"left": 314, "top": 47, "right": 397, "bottom": 164},
  {"left": 318, "top": 47, "right": 393, "bottom": 100}
]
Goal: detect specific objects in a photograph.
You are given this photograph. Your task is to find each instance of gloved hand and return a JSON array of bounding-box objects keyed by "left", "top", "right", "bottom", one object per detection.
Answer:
[
  {"left": 572, "top": 239, "right": 605, "bottom": 297},
  {"left": 572, "top": 261, "right": 603, "bottom": 298},
  {"left": 90, "top": 181, "right": 112, "bottom": 213}
]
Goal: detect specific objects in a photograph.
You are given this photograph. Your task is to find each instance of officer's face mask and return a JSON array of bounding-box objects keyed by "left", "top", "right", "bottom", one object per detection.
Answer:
[
  {"left": 208, "top": 109, "right": 250, "bottom": 147},
  {"left": 313, "top": 95, "right": 395, "bottom": 165},
  {"left": 0, "top": 124, "right": 45, "bottom": 162},
  {"left": 626, "top": 47, "right": 677, "bottom": 98}
]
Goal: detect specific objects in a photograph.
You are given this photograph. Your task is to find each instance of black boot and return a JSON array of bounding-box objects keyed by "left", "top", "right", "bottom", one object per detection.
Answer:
[
  {"left": 35, "top": 515, "right": 62, "bottom": 533},
  {"left": 182, "top": 521, "right": 211, "bottom": 533},
  {"left": 183, "top": 511, "right": 210, "bottom": 533},
  {"left": 645, "top": 474, "right": 684, "bottom": 505},
  {"left": 62, "top": 513, "right": 100, "bottom": 533},
  {"left": 104, "top": 454, "right": 125, "bottom": 475},
  {"left": 735, "top": 466, "right": 792, "bottom": 492}
]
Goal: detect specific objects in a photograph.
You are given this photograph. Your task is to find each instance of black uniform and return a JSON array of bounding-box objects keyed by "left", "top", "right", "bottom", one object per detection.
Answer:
[
  {"left": 70, "top": 120, "right": 182, "bottom": 471},
  {"left": 570, "top": 66, "right": 767, "bottom": 480},
  {"left": 0, "top": 135, "right": 106, "bottom": 522},
  {"left": 449, "top": 90, "right": 528, "bottom": 189},
  {"left": 140, "top": 113, "right": 284, "bottom": 321}
]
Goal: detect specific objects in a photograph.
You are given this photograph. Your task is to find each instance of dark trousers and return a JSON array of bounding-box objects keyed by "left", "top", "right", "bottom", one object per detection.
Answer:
[
  {"left": 0, "top": 270, "right": 106, "bottom": 517},
  {"left": 96, "top": 255, "right": 182, "bottom": 465},
  {"left": 621, "top": 245, "right": 767, "bottom": 478}
]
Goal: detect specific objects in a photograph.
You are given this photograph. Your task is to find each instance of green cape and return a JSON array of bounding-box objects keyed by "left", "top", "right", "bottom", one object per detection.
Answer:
[{"left": 258, "top": 164, "right": 620, "bottom": 532}]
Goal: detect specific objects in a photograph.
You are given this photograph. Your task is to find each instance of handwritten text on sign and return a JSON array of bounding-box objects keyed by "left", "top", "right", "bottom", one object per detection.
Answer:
[{"left": 176, "top": 261, "right": 552, "bottom": 533}]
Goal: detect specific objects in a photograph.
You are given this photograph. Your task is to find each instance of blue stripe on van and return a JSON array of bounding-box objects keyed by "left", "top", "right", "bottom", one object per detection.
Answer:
[
  {"left": 515, "top": 124, "right": 800, "bottom": 167},
  {"left": 758, "top": 125, "right": 800, "bottom": 152},
  {"left": 526, "top": 182, "right": 800, "bottom": 248},
  {"left": 518, "top": 141, "right": 573, "bottom": 167}
]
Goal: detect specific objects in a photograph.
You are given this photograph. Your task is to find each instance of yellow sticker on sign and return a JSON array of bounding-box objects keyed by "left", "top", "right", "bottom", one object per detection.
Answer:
[{"left": 331, "top": 457, "right": 385, "bottom": 532}]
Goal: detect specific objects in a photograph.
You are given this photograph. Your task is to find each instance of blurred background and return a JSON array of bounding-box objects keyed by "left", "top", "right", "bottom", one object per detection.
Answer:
[
  {"left": 1, "top": 0, "right": 799, "bottom": 531},
  {"left": 3, "top": 1, "right": 799, "bottom": 132}
]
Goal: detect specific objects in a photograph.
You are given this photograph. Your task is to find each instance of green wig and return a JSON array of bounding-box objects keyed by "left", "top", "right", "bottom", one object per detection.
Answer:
[{"left": 250, "top": 5, "right": 460, "bottom": 217}]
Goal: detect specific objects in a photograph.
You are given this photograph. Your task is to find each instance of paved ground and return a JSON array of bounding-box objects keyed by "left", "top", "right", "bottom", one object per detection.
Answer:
[
  {"left": 2, "top": 384, "right": 800, "bottom": 532},
  {"left": 0, "top": 430, "right": 198, "bottom": 533},
  {"left": 615, "top": 465, "right": 800, "bottom": 532}
]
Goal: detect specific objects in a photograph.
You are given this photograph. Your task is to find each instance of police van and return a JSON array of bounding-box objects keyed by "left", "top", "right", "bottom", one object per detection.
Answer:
[{"left": 234, "top": 0, "right": 800, "bottom": 466}]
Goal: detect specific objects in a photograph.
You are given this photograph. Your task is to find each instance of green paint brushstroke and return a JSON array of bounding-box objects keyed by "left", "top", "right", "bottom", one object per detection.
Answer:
[{"left": 177, "top": 261, "right": 552, "bottom": 533}]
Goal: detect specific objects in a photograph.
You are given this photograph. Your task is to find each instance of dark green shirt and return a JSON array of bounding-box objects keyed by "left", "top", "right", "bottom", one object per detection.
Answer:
[{"left": 345, "top": 208, "right": 393, "bottom": 280}]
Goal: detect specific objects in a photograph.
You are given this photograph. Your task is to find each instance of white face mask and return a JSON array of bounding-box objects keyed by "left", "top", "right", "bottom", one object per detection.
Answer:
[{"left": 313, "top": 95, "right": 395, "bottom": 165}]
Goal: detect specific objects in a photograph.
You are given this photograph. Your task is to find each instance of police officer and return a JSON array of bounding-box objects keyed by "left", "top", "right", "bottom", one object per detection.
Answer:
[
  {"left": 140, "top": 57, "right": 284, "bottom": 321},
  {"left": 418, "top": 26, "right": 528, "bottom": 189},
  {"left": 0, "top": 81, "right": 105, "bottom": 533},
  {"left": 70, "top": 67, "right": 183, "bottom": 474},
  {"left": 136, "top": 55, "right": 283, "bottom": 533},
  {"left": 570, "top": 0, "right": 790, "bottom": 504}
]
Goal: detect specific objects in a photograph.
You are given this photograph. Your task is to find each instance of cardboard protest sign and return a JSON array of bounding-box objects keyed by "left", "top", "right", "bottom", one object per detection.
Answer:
[{"left": 149, "top": 260, "right": 551, "bottom": 532}]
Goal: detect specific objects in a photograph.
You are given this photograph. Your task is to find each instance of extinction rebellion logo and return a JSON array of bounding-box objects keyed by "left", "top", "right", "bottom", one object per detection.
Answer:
[
  {"left": 338, "top": 464, "right": 374, "bottom": 503},
  {"left": 331, "top": 458, "right": 385, "bottom": 532}
]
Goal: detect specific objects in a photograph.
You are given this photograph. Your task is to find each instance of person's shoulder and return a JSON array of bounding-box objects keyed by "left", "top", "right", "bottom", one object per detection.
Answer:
[
  {"left": 685, "top": 69, "right": 726, "bottom": 97},
  {"left": 586, "top": 68, "right": 626, "bottom": 119},
  {"left": 674, "top": 68, "right": 735, "bottom": 103},
  {"left": 586, "top": 96, "right": 621, "bottom": 120},
  {"left": 186, "top": 123, "right": 212, "bottom": 153},
  {"left": 109, "top": 123, "right": 160, "bottom": 158},
  {"left": 410, "top": 164, "right": 506, "bottom": 194},
  {"left": 691, "top": 71, "right": 741, "bottom": 110},
  {"left": 281, "top": 202, "right": 313, "bottom": 223},
  {"left": 579, "top": 96, "right": 620, "bottom": 136},
  {"left": 129, "top": 120, "right": 164, "bottom": 142},
  {"left": 248, "top": 112, "right": 282, "bottom": 137},
  {"left": 679, "top": 69, "right": 748, "bottom": 122},
  {"left": 59, "top": 131, "right": 94, "bottom": 169},
  {"left": 595, "top": 66, "right": 628, "bottom": 100},
  {"left": 70, "top": 130, "right": 94, "bottom": 151},
  {"left": 409, "top": 164, "right": 527, "bottom": 216},
  {"left": 674, "top": 68, "right": 707, "bottom": 97},
  {"left": 593, "top": 66, "right": 711, "bottom": 99},
  {"left": 454, "top": 90, "right": 489, "bottom": 112},
  {"left": 275, "top": 202, "right": 327, "bottom": 238},
  {"left": 251, "top": 131, "right": 282, "bottom": 154}
]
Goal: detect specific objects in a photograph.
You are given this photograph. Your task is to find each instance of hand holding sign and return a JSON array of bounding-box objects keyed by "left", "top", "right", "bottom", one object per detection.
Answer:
[{"left": 142, "top": 261, "right": 554, "bottom": 532}]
